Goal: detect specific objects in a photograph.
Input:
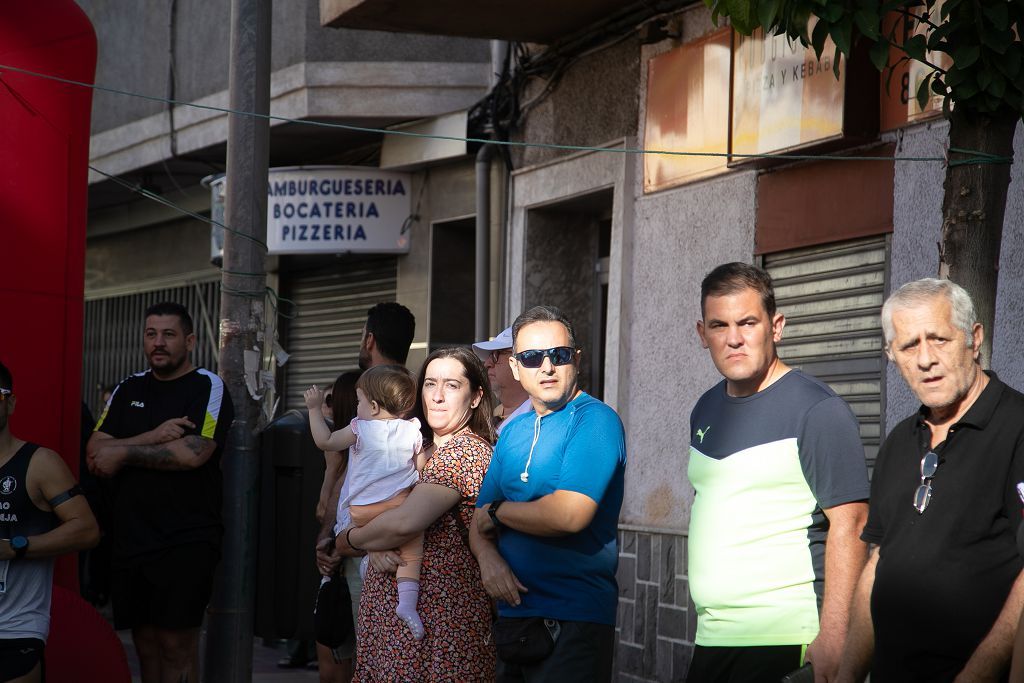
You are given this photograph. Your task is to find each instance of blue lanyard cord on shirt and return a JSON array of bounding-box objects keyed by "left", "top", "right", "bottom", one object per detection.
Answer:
[{"left": 520, "top": 414, "right": 542, "bottom": 483}]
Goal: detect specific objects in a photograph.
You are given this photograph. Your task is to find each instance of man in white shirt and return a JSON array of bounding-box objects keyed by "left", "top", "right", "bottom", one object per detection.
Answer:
[{"left": 473, "top": 326, "right": 532, "bottom": 435}]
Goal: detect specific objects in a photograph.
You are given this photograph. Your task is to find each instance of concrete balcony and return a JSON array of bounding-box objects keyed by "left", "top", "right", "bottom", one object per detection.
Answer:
[
  {"left": 88, "top": 60, "right": 491, "bottom": 182},
  {"left": 319, "top": 0, "right": 628, "bottom": 43}
]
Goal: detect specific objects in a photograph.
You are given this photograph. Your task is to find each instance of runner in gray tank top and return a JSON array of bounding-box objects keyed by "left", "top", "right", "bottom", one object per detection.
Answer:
[{"left": 0, "top": 360, "right": 99, "bottom": 683}]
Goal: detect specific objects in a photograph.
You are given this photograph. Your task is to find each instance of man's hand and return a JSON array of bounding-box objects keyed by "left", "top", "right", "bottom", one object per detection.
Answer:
[
  {"left": 0, "top": 540, "right": 14, "bottom": 561},
  {"left": 304, "top": 386, "right": 324, "bottom": 411},
  {"left": 148, "top": 417, "right": 195, "bottom": 444},
  {"left": 476, "top": 503, "right": 498, "bottom": 540},
  {"left": 315, "top": 537, "right": 342, "bottom": 577},
  {"left": 477, "top": 545, "right": 527, "bottom": 606},
  {"left": 89, "top": 446, "right": 126, "bottom": 478},
  {"left": 805, "top": 628, "right": 843, "bottom": 682},
  {"left": 367, "top": 550, "right": 404, "bottom": 575}
]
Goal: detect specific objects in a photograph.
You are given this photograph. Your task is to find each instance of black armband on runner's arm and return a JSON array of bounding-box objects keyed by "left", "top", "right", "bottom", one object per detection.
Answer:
[{"left": 48, "top": 485, "right": 83, "bottom": 508}]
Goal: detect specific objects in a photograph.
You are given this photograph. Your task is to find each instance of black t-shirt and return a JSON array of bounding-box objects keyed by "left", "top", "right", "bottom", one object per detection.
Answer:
[
  {"left": 95, "top": 368, "right": 233, "bottom": 563},
  {"left": 862, "top": 374, "right": 1024, "bottom": 682}
]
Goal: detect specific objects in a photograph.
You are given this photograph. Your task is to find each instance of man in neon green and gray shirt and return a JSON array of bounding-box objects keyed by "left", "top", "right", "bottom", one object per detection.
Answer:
[{"left": 687, "top": 263, "right": 870, "bottom": 682}]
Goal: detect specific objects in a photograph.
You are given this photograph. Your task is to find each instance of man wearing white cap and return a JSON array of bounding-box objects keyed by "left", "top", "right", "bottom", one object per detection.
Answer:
[{"left": 473, "top": 326, "right": 532, "bottom": 436}]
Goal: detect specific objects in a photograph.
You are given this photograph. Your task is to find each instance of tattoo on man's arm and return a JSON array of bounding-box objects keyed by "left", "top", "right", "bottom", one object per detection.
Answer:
[
  {"left": 184, "top": 435, "right": 206, "bottom": 457},
  {"left": 124, "top": 435, "right": 211, "bottom": 470}
]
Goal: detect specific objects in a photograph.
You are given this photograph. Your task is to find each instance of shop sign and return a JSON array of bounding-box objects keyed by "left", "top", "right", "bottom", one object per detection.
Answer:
[
  {"left": 732, "top": 25, "right": 846, "bottom": 157},
  {"left": 266, "top": 167, "right": 412, "bottom": 254},
  {"left": 879, "top": 7, "right": 948, "bottom": 131},
  {"left": 643, "top": 28, "right": 732, "bottom": 193}
]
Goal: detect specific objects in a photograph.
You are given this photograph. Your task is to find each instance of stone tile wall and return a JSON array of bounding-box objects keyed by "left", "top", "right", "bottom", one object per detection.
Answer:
[{"left": 615, "top": 528, "right": 695, "bottom": 682}]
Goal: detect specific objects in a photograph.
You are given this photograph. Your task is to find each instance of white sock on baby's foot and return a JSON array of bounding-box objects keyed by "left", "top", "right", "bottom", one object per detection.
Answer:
[{"left": 396, "top": 581, "right": 424, "bottom": 640}]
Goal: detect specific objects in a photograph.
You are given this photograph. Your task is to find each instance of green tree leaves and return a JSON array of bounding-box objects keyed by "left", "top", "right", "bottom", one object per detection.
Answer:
[
  {"left": 870, "top": 38, "right": 890, "bottom": 70},
  {"left": 702, "top": 0, "right": 1024, "bottom": 119},
  {"left": 953, "top": 46, "right": 980, "bottom": 69},
  {"left": 758, "top": 0, "right": 782, "bottom": 30},
  {"left": 725, "top": 0, "right": 760, "bottom": 33}
]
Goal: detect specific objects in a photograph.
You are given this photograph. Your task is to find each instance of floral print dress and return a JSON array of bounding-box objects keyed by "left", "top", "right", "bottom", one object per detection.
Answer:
[{"left": 354, "top": 428, "right": 496, "bottom": 682}]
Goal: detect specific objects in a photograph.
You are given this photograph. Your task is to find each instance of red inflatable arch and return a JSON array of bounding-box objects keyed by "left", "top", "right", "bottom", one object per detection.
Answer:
[{"left": 0, "top": 0, "right": 97, "bottom": 590}]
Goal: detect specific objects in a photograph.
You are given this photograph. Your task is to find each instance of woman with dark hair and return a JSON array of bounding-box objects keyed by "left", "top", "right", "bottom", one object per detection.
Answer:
[
  {"left": 315, "top": 369, "right": 362, "bottom": 683},
  {"left": 334, "top": 347, "right": 497, "bottom": 681},
  {"left": 317, "top": 372, "right": 363, "bottom": 525}
]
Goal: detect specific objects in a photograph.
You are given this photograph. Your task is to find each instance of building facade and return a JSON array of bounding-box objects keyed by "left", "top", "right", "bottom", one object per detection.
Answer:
[
  {"left": 80, "top": 0, "right": 504, "bottom": 417},
  {"left": 327, "top": 1, "right": 1024, "bottom": 681},
  {"left": 79, "top": 0, "right": 1024, "bottom": 679}
]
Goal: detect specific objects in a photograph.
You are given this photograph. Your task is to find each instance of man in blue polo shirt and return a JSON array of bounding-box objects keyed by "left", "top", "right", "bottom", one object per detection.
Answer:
[{"left": 472, "top": 305, "right": 626, "bottom": 682}]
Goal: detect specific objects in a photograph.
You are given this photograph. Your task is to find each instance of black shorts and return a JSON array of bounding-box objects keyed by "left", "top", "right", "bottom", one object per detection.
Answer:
[
  {"left": 0, "top": 638, "right": 45, "bottom": 682},
  {"left": 687, "top": 644, "right": 805, "bottom": 683},
  {"left": 496, "top": 620, "right": 614, "bottom": 683},
  {"left": 112, "top": 542, "right": 220, "bottom": 631}
]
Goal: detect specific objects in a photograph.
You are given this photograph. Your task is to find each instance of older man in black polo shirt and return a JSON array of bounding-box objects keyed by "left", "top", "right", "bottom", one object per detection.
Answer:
[{"left": 837, "top": 278, "right": 1024, "bottom": 682}]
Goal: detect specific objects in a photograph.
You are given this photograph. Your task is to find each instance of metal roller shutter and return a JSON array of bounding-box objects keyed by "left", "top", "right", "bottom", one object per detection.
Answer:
[
  {"left": 282, "top": 257, "right": 398, "bottom": 409},
  {"left": 763, "top": 235, "right": 889, "bottom": 471}
]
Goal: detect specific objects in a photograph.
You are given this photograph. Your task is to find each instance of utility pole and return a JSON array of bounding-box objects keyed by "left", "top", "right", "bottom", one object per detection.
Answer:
[{"left": 205, "top": 0, "right": 270, "bottom": 679}]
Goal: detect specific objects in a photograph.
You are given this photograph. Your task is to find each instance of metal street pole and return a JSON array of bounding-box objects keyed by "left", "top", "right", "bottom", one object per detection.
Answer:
[{"left": 205, "top": 0, "right": 270, "bottom": 679}]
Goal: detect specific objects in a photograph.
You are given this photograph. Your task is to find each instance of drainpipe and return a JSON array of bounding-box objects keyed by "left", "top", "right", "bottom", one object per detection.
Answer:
[
  {"left": 475, "top": 143, "right": 494, "bottom": 341},
  {"left": 477, "top": 39, "right": 509, "bottom": 338}
]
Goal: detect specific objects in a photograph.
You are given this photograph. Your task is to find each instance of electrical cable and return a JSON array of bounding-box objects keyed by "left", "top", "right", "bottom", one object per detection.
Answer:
[
  {"left": 947, "top": 148, "right": 1013, "bottom": 167},
  {"left": 88, "top": 164, "right": 268, "bottom": 250},
  {"left": 91, "top": 161, "right": 298, "bottom": 318},
  {"left": 0, "top": 62, "right": 970, "bottom": 164},
  {"left": 88, "top": 164, "right": 301, "bottom": 320}
]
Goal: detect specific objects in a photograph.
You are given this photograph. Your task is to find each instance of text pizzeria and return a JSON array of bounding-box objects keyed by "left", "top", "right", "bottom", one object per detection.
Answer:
[{"left": 280, "top": 224, "right": 368, "bottom": 241}]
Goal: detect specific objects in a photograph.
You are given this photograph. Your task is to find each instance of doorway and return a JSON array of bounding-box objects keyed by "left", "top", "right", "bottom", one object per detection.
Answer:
[
  {"left": 429, "top": 216, "right": 476, "bottom": 351},
  {"left": 523, "top": 189, "right": 613, "bottom": 399}
]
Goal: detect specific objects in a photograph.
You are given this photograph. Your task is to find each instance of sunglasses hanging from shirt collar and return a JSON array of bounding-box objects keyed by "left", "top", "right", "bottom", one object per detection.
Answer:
[{"left": 913, "top": 450, "right": 939, "bottom": 514}]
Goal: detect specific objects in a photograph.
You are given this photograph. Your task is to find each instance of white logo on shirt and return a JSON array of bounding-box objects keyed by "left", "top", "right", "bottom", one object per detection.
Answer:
[
  {"left": 0, "top": 476, "right": 16, "bottom": 495},
  {"left": 131, "top": 401, "right": 145, "bottom": 408}
]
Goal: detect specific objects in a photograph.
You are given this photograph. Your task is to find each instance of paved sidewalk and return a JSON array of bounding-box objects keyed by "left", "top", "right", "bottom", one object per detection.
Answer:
[{"left": 119, "top": 631, "right": 320, "bottom": 682}]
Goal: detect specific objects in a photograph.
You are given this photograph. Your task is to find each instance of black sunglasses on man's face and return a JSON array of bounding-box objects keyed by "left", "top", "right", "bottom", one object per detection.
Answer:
[
  {"left": 0, "top": 388, "right": 11, "bottom": 402},
  {"left": 487, "top": 350, "right": 512, "bottom": 366},
  {"left": 513, "top": 346, "right": 577, "bottom": 369}
]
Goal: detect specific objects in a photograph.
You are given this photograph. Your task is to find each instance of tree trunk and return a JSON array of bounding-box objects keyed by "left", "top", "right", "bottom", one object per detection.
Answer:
[{"left": 939, "top": 107, "right": 1019, "bottom": 368}]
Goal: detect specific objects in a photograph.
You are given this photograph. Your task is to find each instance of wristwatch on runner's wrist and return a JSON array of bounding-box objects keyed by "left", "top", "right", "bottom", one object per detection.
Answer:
[{"left": 10, "top": 536, "right": 29, "bottom": 559}]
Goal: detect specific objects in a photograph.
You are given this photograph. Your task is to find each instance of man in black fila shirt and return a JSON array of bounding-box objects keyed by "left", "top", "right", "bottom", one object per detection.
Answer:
[
  {"left": 0, "top": 360, "right": 98, "bottom": 683},
  {"left": 87, "top": 302, "right": 233, "bottom": 683}
]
